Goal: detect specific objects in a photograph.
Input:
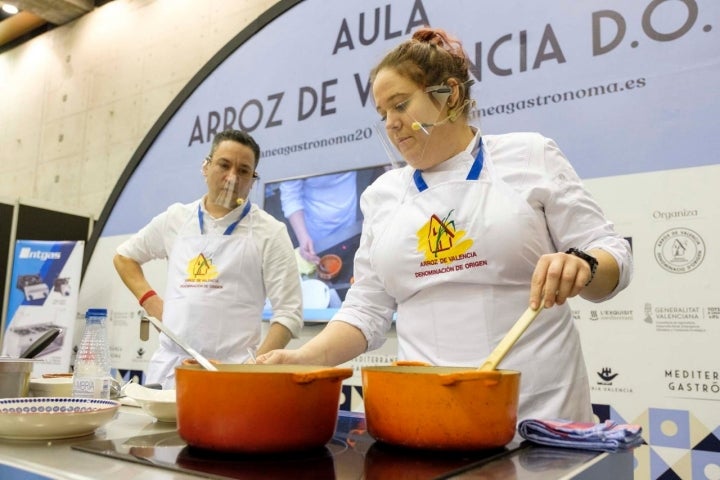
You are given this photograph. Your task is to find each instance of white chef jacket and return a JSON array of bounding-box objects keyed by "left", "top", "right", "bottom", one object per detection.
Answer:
[
  {"left": 116, "top": 199, "right": 303, "bottom": 357},
  {"left": 333, "top": 131, "right": 633, "bottom": 422}
]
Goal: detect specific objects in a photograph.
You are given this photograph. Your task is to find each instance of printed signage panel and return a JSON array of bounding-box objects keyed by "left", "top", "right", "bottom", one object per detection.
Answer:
[{"left": 2, "top": 240, "right": 84, "bottom": 375}]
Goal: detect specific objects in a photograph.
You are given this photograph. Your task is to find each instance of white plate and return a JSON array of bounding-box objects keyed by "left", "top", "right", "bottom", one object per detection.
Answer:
[
  {"left": 123, "top": 383, "right": 177, "bottom": 423},
  {"left": 0, "top": 397, "right": 120, "bottom": 440}
]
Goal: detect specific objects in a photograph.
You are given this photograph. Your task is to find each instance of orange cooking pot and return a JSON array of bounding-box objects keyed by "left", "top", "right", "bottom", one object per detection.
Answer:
[
  {"left": 362, "top": 306, "right": 543, "bottom": 451},
  {"left": 361, "top": 363, "right": 520, "bottom": 450},
  {"left": 175, "top": 363, "right": 353, "bottom": 453}
]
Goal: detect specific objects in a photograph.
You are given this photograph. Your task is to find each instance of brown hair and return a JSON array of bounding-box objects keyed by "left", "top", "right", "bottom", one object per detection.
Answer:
[
  {"left": 371, "top": 28, "right": 473, "bottom": 115},
  {"left": 208, "top": 129, "right": 261, "bottom": 168}
]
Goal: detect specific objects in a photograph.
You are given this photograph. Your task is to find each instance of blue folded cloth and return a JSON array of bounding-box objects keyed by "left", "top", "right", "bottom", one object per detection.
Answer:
[{"left": 518, "top": 418, "right": 644, "bottom": 452}]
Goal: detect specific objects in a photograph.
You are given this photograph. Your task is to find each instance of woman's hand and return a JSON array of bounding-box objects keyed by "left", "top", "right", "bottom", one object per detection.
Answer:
[
  {"left": 529, "top": 251, "right": 591, "bottom": 309},
  {"left": 256, "top": 349, "right": 315, "bottom": 365},
  {"left": 257, "top": 322, "right": 368, "bottom": 367}
]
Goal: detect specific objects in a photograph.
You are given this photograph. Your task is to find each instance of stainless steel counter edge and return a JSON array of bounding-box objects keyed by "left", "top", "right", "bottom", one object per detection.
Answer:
[
  {"left": 0, "top": 405, "right": 636, "bottom": 480},
  {"left": 0, "top": 406, "right": 198, "bottom": 480}
]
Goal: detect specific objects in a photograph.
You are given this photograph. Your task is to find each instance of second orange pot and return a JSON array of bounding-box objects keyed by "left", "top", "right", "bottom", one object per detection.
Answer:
[{"left": 361, "top": 364, "right": 520, "bottom": 450}]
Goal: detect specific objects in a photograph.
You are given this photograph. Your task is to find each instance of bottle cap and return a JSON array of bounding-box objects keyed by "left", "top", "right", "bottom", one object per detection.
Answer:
[{"left": 85, "top": 308, "right": 108, "bottom": 320}]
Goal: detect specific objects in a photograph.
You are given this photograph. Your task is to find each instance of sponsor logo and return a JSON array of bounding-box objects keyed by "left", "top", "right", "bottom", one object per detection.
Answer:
[
  {"left": 597, "top": 367, "right": 619, "bottom": 383},
  {"left": 644, "top": 302, "right": 653, "bottom": 323},
  {"left": 591, "top": 366, "right": 634, "bottom": 393},
  {"left": 18, "top": 247, "right": 62, "bottom": 261},
  {"left": 654, "top": 228, "right": 705, "bottom": 273},
  {"left": 575, "top": 309, "right": 634, "bottom": 321},
  {"left": 647, "top": 304, "right": 720, "bottom": 333},
  {"left": 665, "top": 369, "right": 720, "bottom": 396}
]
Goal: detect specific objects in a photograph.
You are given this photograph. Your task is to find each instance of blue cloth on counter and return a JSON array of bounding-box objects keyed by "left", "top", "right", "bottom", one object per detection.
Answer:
[{"left": 518, "top": 418, "right": 644, "bottom": 452}]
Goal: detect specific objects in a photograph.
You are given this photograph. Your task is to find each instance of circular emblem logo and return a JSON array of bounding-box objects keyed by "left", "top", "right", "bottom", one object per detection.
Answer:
[{"left": 654, "top": 228, "right": 705, "bottom": 273}]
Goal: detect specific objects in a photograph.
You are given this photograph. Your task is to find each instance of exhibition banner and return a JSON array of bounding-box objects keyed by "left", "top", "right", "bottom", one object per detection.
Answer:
[
  {"left": 80, "top": 1, "right": 719, "bottom": 477},
  {"left": 2, "top": 240, "right": 83, "bottom": 375}
]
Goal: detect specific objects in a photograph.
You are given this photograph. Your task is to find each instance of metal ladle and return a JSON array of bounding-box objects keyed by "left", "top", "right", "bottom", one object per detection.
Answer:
[{"left": 144, "top": 316, "right": 218, "bottom": 371}]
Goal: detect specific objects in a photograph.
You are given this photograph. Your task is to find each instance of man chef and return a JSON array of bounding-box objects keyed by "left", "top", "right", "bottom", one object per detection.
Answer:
[{"left": 114, "top": 129, "right": 303, "bottom": 388}]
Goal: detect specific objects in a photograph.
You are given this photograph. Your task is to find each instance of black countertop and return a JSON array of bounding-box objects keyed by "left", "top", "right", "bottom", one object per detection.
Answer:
[{"left": 69, "top": 410, "right": 633, "bottom": 480}]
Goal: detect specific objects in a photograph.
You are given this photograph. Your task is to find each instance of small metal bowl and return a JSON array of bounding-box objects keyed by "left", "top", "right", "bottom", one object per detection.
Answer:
[{"left": 0, "top": 359, "right": 35, "bottom": 398}]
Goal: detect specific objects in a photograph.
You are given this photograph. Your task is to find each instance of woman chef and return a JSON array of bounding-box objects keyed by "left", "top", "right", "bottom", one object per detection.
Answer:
[
  {"left": 257, "top": 28, "right": 633, "bottom": 422},
  {"left": 114, "top": 129, "right": 303, "bottom": 389}
]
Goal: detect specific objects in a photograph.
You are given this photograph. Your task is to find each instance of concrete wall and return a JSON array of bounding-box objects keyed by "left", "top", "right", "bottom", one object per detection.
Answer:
[{"left": 0, "top": 0, "right": 278, "bottom": 220}]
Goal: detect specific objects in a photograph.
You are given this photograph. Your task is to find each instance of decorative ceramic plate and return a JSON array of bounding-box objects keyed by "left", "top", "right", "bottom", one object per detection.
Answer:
[{"left": 0, "top": 397, "right": 120, "bottom": 440}]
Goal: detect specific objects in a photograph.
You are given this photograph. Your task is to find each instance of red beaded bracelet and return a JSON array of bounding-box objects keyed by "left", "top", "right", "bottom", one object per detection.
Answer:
[{"left": 139, "top": 289, "right": 157, "bottom": 306}]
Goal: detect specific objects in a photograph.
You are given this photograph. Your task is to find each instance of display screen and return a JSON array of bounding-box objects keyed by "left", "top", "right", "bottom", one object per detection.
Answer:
[{"left": 262, "top": 165, "right": 390, "bottom": 320}]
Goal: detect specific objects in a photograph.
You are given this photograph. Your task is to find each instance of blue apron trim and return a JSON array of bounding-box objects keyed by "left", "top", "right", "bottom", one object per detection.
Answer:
[
  {"left": 197, "top": 200, "right": 251, "bottom": 235},
  {"left": 413, "top": 138, "right": 484, "bottom": 192}
]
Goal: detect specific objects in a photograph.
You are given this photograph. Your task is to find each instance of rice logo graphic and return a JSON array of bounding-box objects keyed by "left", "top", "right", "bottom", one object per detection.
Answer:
[
  {"left": 186, "top": 253, "right": 218, "bottom": 281},
  {"left": 18, "top": 247, "right": 61, "bottom": 261},
  {"left": 654, "top": 228, "right": 705, "bottom": 273},
  {"left": 416, "top": 210, "right": 473, "bottom": 261},
  {"left": 597, "top": 367, "right": 619, "bottom": 384}
]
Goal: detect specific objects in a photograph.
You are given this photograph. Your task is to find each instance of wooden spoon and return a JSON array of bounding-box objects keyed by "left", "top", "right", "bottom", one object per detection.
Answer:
[{"left": 478, "top": 305, "right": 544, "bottom": 371}]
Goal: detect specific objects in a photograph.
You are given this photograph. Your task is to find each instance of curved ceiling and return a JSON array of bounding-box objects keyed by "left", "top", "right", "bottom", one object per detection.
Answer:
[{"left": 0, "top": 0, "right": 114, "bottom": 52}]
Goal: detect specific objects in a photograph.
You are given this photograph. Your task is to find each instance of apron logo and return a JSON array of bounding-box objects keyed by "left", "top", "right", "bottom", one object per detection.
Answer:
[
  {"left": 417, "top": 210, "right": 473, "bottom": 262},
  {"left": 186, "top": 253, "right": 219, "bottom": 281}
]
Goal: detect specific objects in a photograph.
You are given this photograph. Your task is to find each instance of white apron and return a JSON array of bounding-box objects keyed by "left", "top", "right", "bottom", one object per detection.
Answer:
[
  {"left": 146, "top": 201, "right": 262, "bottom": 389},
  {"left": 370, "top": 138, "right": 592, "bottom": 421}
]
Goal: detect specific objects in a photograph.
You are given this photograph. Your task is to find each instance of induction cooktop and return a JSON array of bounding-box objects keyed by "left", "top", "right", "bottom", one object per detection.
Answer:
[{"left": 72, "top": 411, "right": 525, "bottom": 480}]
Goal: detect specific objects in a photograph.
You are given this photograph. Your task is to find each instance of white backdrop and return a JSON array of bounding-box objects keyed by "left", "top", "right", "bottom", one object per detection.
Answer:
[{"left": 80, "top": 1, "right": 720, "bottom": 478}]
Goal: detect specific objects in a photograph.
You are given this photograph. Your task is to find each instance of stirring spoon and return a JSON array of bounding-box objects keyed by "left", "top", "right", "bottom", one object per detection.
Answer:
[{"left": 478, "top": 305, "right": 544, "bottom": 372}]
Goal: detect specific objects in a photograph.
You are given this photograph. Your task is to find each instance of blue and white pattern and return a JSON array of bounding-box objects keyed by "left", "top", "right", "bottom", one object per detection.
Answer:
[{"left": 0, "top": 397, "right": 119, "bottom": 415}]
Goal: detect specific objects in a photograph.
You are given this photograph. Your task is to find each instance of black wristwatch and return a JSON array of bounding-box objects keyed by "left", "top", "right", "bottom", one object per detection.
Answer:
[{"left": 565, "top": 248, "right": 598, "bottom": 286}]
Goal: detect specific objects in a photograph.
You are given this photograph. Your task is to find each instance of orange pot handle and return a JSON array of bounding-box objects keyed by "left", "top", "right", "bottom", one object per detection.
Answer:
[
  {"left": 292, "top": 367, "right": 353, "bottom": 384},
  {"left": 181, "top": 358, "right": 221, "bottom": 366},
  {"left": 392, "top": 360, "right": 431, "bottom": 367},
  {"left": 438, "top": 369, "right": 504, "bottom": 387}
]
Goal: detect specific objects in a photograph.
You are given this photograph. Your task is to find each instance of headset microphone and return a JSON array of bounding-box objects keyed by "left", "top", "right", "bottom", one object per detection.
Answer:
[
  {"left": 411, "top": 115, "right": 451, "bottom": 134},
  {"left": 410, "top": 98, "right": 472, "bottom": 135}
]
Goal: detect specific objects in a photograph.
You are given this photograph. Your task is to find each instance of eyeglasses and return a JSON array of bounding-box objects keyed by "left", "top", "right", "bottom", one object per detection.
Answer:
[
  {"left": 206, "top": 156, "right": 259, "bottom": 180},
  {"left": 379, "top": 85, "right": 452, "bottom": 122}
]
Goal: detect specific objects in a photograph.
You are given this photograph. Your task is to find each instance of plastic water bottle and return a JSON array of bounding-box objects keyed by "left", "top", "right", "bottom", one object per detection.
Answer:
[{"left": 72, "top": 308, "right": 112, "bottom": 399}]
